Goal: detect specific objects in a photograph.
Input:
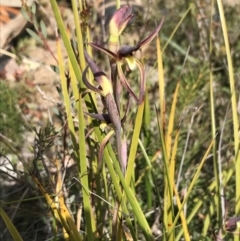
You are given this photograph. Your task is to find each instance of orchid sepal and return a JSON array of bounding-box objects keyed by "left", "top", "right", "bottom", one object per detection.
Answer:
[
  {"left": 138, "top": 18, "right": 165, "bottom": 48},
  {"left": 84, "top": 112, "right": 112, "bottom": 124},
  {"left": 88, "top": 43, "right": 117, "bottom": 60},
  {"left": 84, "top": 51, "right": 113, "bottom": 96},
  {"left": 109, "top": 5, "right": 133, "bottom": 37}
]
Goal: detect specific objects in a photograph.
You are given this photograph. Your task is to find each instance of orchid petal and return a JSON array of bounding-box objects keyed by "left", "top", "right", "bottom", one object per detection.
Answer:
[
  {"left": 138, "top": 18, "right": 165, "bottom": 48},
  {"left": 118, "top": 45, "right": 140, "bottom": 57},
  {"left": 125, "top": 56, "right": 137, "bottom": 70},
  {"left": 84, "top": 112, "right": 112, "bottom": 124},
  {"left": 88, "top": 43, "right": 117, "bottom": 60},
  {"left": 117, "top": 63, "right": 139, "bottom": 103}
]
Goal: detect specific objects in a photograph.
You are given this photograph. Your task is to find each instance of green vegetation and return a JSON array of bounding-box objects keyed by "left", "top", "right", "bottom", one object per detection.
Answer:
[
  {"left": 0, "top": 81, "right": 25, "bottom": 153},
  {"left": 1, "top": 0, "right": 240, "bottom": 241}
]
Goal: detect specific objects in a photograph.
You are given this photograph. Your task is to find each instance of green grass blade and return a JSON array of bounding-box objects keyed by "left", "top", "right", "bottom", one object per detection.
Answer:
[
  {"left": 0, "top": 207, "right": 24, "bottom": 241},
  {"left": 78, "top": 96, "right": 96, "bottom": 240},
  {"left": 168, "top": 138, "right": 215, "bottom": 238},
  {"left": 125, "top": 102, "right": 145, "bottom": 186},
  {"left": 50, "top": 0, "right": 81, "bottom": 81},
  {"left": 175, "top": 168, "right": 233, "bottom": 240},
  {"left": 216, "top": 3, "right": 240, "bottom": 241}
]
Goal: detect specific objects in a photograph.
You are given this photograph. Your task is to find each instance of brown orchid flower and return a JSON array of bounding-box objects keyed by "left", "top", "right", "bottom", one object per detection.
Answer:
[
  {"left": 88, "top": 17, "right": 164, "bottom": 105},
  {"left": 81, "top": 5, "right": 164, "bottom": 175}
]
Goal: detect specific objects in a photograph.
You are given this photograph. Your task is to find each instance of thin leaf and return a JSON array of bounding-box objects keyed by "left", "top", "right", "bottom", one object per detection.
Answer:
[
  {"left": 216, "top": 0, "right": 240, "bottom": 221},
  {"left": 125, "top": 101, "right": 145, "bottom": 186},
  {"left": 50, "top": 65, "right": 59, "bottom": 74},
  {"left": 0, "top": 207, "right": 24, "bottom": 241},
  {"left": 175, "top": 169, "right": 233, "bottom": 241},
  {"left": 31, "top": 2, "right": 36, "bottom": 14},
  {"left": 166, "top": 81, "right": 180, "bottom": 156},
  {"left": 173, "top": 184, "right": 191, "bottom": 241},
  {"left": 21, "top": 8, "right": 30, "bottom": 22},
  {"left": 33, "top": 15, "right": 39, "bottom": 30},
  {"left": 168, "top": 138, "right": 215, "bottom": 238},
  {"left": 162, "top": 5, "right": 193, "bottom": 53},
  {"left": 40, "top": 20, "right": 47, "bottom": 39},
  {"left": 77, "top": 78, "right": 96, "bottom": 239},
  {"left": 26, "top": 28, "right": 43, "bottom": 44},
  {"left": 52, "top": 107, "right": 60, "bottom": 116},
  {"left": 135, "top": 59, "right": 145, "bottom": 105}
]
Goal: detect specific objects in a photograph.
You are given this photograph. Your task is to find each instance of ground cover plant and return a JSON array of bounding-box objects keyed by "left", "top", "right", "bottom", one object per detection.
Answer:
[{"left": 1, "top": 0, "right": 240, "bottom": 240}]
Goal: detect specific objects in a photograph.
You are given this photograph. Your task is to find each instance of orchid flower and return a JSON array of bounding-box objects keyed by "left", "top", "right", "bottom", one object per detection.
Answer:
[
  {"left": 81, "top": 5, "right": 164, "bottom": 175},
  {"left": 88, "top": 12, "right": 164, "bottom": 104}
]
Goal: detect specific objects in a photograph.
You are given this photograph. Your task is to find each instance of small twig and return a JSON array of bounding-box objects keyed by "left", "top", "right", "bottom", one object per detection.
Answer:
[
  {"left": 0, "top": 133, "right": 14, "bottom": 144},
  {"left": 176, "top": 104, "right": 204, "bottom": 190},
  {"left": 72, "top": 177, "right": 129, "bottom": 218},
  {"left": 218, "top": 103, "right": 231, "bottom": 227},
  {"left": 36, "top": 85, "right": 59, "bottom": 105}
]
